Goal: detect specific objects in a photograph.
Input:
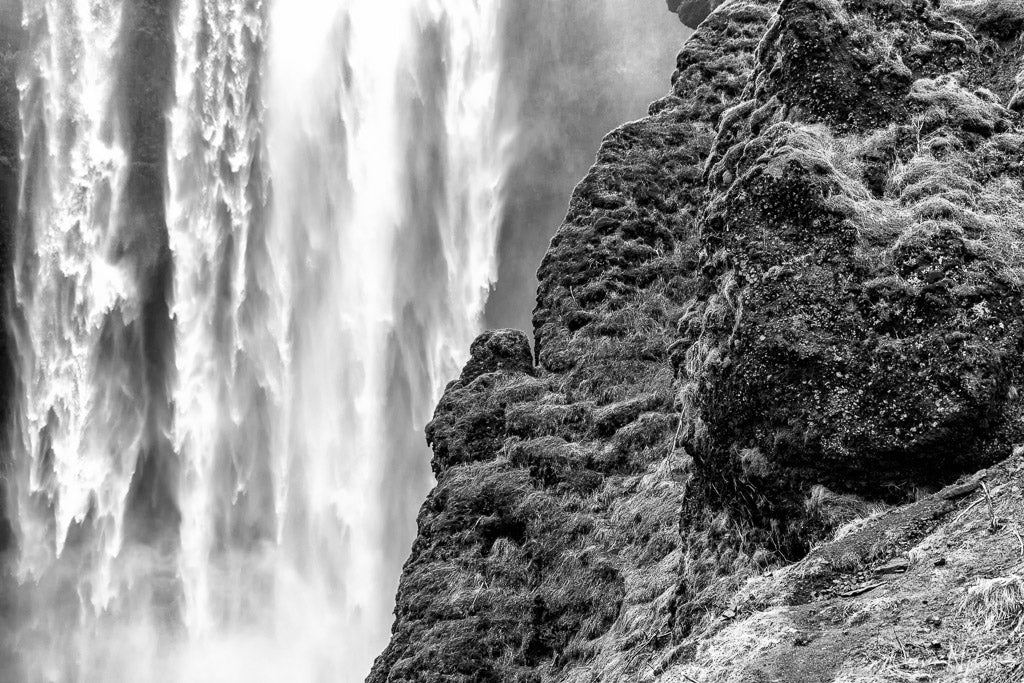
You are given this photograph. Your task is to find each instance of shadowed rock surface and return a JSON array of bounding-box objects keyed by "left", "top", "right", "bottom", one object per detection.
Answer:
[{"left": 372, "top": 0, "right": 1024, "bottom": 681}]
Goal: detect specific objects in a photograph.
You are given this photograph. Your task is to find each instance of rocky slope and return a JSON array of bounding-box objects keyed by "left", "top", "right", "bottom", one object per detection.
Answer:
[
  {"left": 371, "top": 0, "right": 1024, "bottom": 681},
  {"left": 660, "top": 448, "right": 1024, "bottom": 682}
]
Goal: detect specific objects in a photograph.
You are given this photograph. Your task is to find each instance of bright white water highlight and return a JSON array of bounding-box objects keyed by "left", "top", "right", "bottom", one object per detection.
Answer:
[{"left": 7, "top": 0, "right": 509, "bottom": 680}]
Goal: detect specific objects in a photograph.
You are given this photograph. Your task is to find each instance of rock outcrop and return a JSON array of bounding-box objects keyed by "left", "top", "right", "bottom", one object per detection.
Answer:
[
  {"left": 667, "top": 0, "right": 725, "bottom": 28},
  {"left": 372, "top": 0, "right": 1024, "bottom": 681}
]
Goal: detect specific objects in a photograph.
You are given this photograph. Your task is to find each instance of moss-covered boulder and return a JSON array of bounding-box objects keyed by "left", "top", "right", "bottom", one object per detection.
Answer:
[{"left": 681, "top": 0, "right": 1024, "bottom": 544}]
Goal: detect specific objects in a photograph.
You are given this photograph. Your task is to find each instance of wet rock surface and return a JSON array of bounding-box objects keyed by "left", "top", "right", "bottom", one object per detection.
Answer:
[{"left": 375, "top": 0, "right": 1024, "bottom": 680}]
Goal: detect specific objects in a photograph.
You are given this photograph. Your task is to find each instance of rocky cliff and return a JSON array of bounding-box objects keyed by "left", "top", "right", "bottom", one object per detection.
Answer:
[{"left": 371, "top": 0, "right": 1024, "bottom": 681}]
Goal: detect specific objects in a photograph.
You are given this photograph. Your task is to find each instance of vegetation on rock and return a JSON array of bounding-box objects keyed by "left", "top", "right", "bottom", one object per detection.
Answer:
[{"left": 376, "top": 0, "right": 1024, "bottom": 680}]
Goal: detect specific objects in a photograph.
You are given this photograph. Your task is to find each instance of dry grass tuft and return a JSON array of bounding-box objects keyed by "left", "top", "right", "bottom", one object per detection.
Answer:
[
  {"left": 962, "top": 572, "right": 1024, "bottom": 630},
  {"left": 805, "top": 485, "right": 879, "bottom": 531}
]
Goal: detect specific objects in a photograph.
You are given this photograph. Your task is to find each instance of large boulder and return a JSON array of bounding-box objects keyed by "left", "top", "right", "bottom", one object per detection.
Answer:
[
  {"left": 667, "top": 0, "right": 725, "bottom": 28},
  {"left": 680, "top": 0, "right": 1024, "bottom": 537}
]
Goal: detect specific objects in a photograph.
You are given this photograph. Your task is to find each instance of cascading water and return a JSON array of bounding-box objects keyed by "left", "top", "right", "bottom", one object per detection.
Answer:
[{"left": 5, "top": 0, "right": 509, "bottom": 680}]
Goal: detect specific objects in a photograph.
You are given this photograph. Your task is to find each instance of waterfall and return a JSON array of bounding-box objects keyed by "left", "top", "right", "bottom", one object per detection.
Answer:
[{"left": 5, "top": 0, "right": 509, "bottom": 680}]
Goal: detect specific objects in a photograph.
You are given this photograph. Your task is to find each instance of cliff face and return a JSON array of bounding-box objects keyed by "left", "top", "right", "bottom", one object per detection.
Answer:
[{"left": 370, "top": 0, "right": 1024, "bottom": 681}]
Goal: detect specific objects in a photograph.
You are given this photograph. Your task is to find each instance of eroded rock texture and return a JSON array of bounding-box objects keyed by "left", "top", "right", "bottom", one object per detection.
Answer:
[{"left": 373, "top": 0, "right": 1024, "bottom": 681}]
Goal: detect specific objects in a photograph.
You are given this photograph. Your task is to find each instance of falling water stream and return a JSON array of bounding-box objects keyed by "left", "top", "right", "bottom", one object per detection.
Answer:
[{"left": 7, "top": 0, "right": 507, "bottom": 680}]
